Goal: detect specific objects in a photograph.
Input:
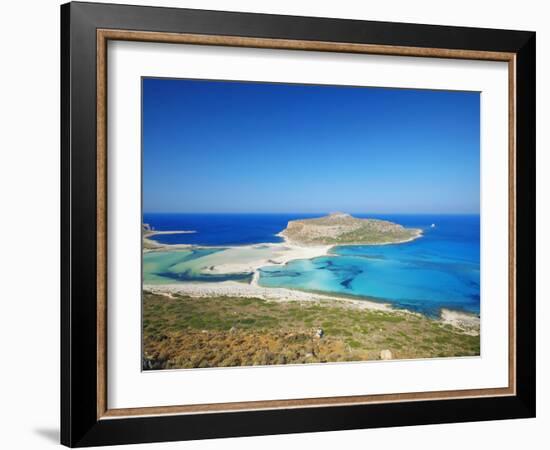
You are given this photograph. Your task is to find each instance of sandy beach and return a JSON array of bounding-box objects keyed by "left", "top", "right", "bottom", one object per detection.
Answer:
[
  {"left": 143, "top": 228, "right": 479, "bottom": 333},
  {"left": 440, "top": 308, "right": 480, "bottom": 335},
  {"left": 144, "top": 280, "right": 391, "bottom": 311},
  {"left": 144, "top": 281, "right": 480, "bottom": 334},
  {"left": 201, "top": 242, "right": 332, "bottom": 276}
]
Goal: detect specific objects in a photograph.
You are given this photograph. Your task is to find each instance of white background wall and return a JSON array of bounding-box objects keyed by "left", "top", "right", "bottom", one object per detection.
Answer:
[{"left": 0, "top": 0, "right": 546, "bottom": 448}]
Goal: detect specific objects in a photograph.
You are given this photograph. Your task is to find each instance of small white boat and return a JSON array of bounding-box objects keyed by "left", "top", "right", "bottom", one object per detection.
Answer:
[{"left": 430, "top": 223, "right": 436, "bottom": 228}]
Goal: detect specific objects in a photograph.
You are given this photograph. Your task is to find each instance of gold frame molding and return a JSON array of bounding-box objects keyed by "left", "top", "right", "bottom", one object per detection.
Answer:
[{"left": 96, "top": 29, "right": 517, "bottom": 420}]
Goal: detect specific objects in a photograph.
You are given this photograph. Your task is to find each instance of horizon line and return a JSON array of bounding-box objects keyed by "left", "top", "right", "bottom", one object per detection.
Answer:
[{"left": 142, "top": 211, "right": 481, "bottom": 215}]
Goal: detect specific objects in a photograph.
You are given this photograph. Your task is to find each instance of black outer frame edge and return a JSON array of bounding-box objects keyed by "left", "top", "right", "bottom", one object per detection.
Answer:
[
  {"left": 60, "top": 1, "right": 536, "bottom": 447},
  {"left": 514, "top": 33, "right": 536, "bottom": 415},
  {"left": 60, "top": 3, "right": 72, "bottom": 447},
  {"left": 79, "top": 395, "right": 534, "bottom": 447},
  {"left": 66, "top": 1, "right": 534, "bottom": 51},
  {"left": 62, "top": 2, "right": 100, "bottom": 446}
]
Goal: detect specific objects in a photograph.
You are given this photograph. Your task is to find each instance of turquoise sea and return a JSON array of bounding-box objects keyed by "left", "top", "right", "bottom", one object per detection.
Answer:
[{"left": 143, "top": 213, "right": 480, "bottom": 317}]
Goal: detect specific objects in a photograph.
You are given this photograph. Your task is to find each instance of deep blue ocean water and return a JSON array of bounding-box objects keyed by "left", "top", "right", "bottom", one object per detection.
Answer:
[
  {"left": 143, "top": 213, "right": 480, "bottom": 316},
  {"left": 143, "top": 213, "right": 320, "bottom": 246}
]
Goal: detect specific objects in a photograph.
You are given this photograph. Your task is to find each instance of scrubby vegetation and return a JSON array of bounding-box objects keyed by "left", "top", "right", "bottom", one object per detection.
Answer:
[
  {"left": 142, "top": 291, "right": 479, "bottom": 370},
  {"left": 280, "top": 212, "right": 421, "bottom": 245}
]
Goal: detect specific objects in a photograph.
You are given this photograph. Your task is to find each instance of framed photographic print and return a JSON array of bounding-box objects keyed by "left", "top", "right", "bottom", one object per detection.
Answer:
[{"left": 61, "top": 1, "right": 536, "bottom": 447}]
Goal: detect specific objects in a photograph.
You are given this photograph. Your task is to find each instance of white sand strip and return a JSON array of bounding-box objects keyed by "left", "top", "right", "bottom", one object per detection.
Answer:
[
  {"left": 143, "top": 281, "right": 391, "bottom": 311},
  {"left": 200, "top": 242, "right": 332, "bottom": 275},
  {"left": 440, "top": 308, "right": 480, "bottom": 335}
]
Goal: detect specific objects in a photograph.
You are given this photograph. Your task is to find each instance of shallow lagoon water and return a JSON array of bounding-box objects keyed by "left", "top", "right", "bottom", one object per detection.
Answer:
[
  {"left": 259, "top": 215, "right": 480, "bottom": 316},
  {"left": 142, "top": 213, "right": 480, "bottom": 316},
  {"left": 143, "top": 249, "right": 252, "bottom": 284}
]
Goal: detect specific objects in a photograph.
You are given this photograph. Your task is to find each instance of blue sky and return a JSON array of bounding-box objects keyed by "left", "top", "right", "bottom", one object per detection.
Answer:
[{"left": 143, "top": 78, "right": 480, "bottom": 214}]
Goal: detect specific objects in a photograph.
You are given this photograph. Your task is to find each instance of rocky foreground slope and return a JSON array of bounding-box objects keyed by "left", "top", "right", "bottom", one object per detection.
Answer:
[
  {"left": 142, "top": 292, "right": 479, "bottom": 369},
  {"left": 279, "top": 212, "right": 422, "bottom": 246}
]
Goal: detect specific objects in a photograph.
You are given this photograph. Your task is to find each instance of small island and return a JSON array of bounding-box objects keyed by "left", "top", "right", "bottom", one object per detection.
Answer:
[{"left": 279, "top": 212, "right": 422, "bottom": 246}]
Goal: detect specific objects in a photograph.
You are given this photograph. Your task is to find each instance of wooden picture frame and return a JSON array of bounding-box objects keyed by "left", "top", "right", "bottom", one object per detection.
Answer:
[{"left": 61, "top": 1, "right": 535, "bottom": 447}]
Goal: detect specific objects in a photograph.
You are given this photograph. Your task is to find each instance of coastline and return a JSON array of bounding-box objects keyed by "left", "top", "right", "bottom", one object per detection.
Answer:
[
  {"left": 142, "top": 225, "right": 479, "bottom": 332},
  {"left": 144, "top": 281, "right": 391, "bottom": 311},
  {"left": 275, "top": 228, "right": 423, "bottom": 247},
  {"left": 143, "top": 229, "right": 196, "bottom": 250},
  {"left": 146, "top": 229, "right": 197, "bottom": 237},
  {"left": 143, "top": 290, "right": 480, "bottom": 369},
  {"left": 204, "top": 241, "right": 332, "bottom": 276},
  {"left": 440, "top": 308, "right": 480, "bottom": 335},
  {"left": 144, "top": 227, "right": 422, "bottom": 270},
  {"left": 143, "top": 281, "right": 480, "bottom": 334}
]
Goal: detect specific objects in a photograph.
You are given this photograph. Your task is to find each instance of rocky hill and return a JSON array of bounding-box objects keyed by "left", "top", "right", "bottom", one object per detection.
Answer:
[{"left": 279, "top": 213, "right": 422, "bottom": 246}]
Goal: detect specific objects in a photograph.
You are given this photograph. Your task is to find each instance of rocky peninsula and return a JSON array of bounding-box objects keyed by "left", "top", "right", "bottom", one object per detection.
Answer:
[
  {"left": 142, "top": 223, "right": 196, "bottom": 250},
  {"left": 279, "top": 212, "right": 422, "bottom": 246}
]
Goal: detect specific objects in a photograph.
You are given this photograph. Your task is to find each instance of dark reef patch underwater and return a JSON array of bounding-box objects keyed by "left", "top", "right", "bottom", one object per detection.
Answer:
[{"left": 143, "top": 213, "right": 480, "bottom": 316}]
